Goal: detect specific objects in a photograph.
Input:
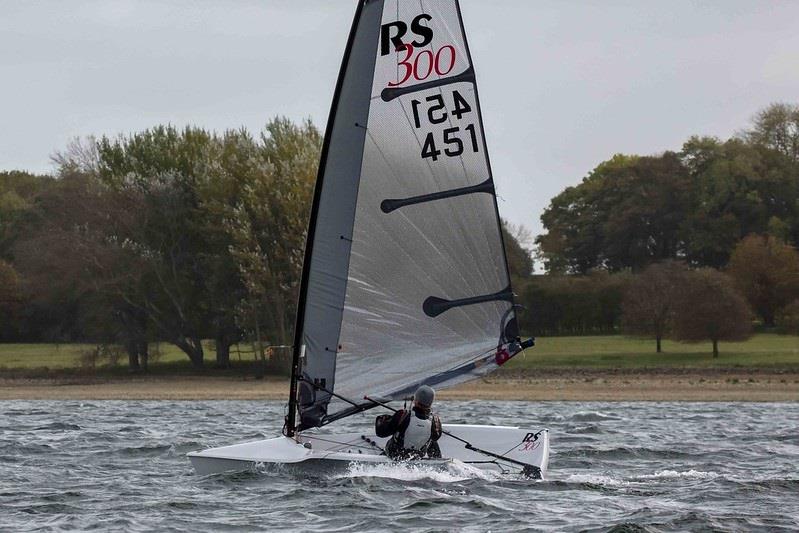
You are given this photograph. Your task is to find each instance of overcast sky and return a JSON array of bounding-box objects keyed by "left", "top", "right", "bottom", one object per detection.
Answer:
[{"left": 2, "top": 0, "right": 798, "bottom": 245}]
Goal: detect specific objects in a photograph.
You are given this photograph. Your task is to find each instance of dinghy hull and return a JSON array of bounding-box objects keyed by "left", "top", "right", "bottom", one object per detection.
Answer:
[{"left": 189, "top": 424, "right": 549, "bottom": 478}]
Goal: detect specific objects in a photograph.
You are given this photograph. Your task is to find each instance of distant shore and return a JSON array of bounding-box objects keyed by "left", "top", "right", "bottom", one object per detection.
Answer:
[
  {"left": 2, "top": 368, "right": 798, "bottom": 402},
  {"left": 3, "top": 335, "right": 798, "bottom": 402}
]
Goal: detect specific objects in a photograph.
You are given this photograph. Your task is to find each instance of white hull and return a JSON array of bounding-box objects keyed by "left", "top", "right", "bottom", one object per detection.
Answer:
[{"left": 189, "top": 424, "right": 549, "bottom": 478}]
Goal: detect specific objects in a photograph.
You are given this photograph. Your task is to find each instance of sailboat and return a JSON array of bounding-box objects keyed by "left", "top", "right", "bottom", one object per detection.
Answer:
[{"left": 189, "top": 0, "right": 549, "bottom": 478}]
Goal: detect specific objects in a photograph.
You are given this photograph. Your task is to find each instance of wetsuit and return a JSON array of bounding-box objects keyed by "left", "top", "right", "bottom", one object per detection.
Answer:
[{"left": 375, "top": 406, "right": 442, "bottom": 459}]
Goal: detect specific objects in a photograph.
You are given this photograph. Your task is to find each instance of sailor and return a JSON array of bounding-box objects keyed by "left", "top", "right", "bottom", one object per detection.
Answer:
[{"left": 375, "top": 385, "right": 443, "bottom": 460}]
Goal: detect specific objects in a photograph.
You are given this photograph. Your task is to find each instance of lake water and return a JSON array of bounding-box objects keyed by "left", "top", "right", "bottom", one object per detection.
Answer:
[{"left": 1, "top": 400, "right": 798, "bottom": 532}]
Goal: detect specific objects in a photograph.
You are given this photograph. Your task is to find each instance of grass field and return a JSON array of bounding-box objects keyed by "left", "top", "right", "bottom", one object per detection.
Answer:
[
  {"left": 0, "top": 341, "right": 264, "bottom": 373},
  {"left": 0, "top": 334, "right": 797, "bottom": 374},
  {"left": 506, "top": 334, "right": 799, "bottom": 369}
]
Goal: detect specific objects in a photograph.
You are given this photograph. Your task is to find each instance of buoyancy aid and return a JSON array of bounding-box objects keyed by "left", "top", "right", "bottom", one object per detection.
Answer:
[
  {"left": 402, "top": 413, "right": 433, "bottom": 452},
  {"left": 386, "top": 409, "right": 436, "bottom": 458}
]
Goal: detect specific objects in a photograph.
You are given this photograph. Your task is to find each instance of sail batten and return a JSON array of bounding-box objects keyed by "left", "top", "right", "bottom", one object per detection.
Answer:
[
  {"left": 294, "top": 0, "right": 520, "bottom": 431},
  {"left": 380, "top": 65, "right": 475, "bottom": 101},
  {"left": 380, "top": 177, "right": 494, "bottom": 213}
]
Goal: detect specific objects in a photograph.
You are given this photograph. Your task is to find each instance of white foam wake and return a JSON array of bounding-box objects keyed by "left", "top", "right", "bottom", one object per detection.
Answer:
[
  {"left": 333, "top": 459, "right": 502, "bottom": 483},
  {"left": 565, "top": 469, "right": 719, "bottom": 487},
  {"left": 633, "top": 469, "right": 719, "bottom": 481},
  {"left": 565, "top": 473, "right": 626, "bottom": 487}
]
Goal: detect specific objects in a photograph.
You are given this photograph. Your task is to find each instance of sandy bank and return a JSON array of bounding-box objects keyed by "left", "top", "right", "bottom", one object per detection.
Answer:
[{"left": 1, "top": 371, "right": 798, "bottom": 402}]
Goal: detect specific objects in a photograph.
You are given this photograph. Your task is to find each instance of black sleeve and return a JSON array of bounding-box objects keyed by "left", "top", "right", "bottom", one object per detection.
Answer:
[
  {"left": 430, "top": 414, "right": 442, "bottom": 441},
  {"left": 375, "top": 410, "right": 405, "bottom": 438}
]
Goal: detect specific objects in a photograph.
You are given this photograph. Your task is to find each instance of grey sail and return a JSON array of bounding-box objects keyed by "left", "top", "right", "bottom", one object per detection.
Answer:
[{"left": 293, "top": 0, "right": 523, "bottom": 432}]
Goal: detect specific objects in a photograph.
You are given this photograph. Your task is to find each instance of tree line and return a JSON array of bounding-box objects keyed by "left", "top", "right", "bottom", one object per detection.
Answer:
[
  {"left": 0, "top": 117, "right": 531, "bottom": 371},
  {"left": 1, "top": 119, "right": 320, "bottom": 370},
  {"left": 519, "top": 103, "right": 799, "bottom": 353},
  {"left": 516, "top": 234, "right": 799, "bottom": 346},
  {"left": 2, "top": 104, "right": 798, "bottom": 368},
  {"left": 536, "top": 103, "right": 799, "bottom": 273}
]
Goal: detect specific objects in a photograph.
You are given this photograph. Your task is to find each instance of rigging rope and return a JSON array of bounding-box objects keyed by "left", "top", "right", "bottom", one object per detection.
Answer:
[
  {"left": 363, "top": 394, "right": 541, "bottom": 479},
  {"left": 297, "top": 366, "right": 542, "bottom": 478}
]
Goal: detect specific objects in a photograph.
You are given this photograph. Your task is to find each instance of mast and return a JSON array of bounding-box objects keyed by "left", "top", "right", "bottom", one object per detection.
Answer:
[{"left": 285, "top": 0, "right": 369, "bottom": 438}]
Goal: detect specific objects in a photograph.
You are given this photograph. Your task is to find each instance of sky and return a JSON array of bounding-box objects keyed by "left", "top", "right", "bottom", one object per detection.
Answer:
[{"left": 2, "top": 0, "right": 799, "bottom": 248}]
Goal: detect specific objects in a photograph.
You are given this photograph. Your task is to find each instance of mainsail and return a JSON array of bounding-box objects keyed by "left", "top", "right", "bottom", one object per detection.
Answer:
[{"left": 288, "top": 0, "right": 525, "bottom": 433}]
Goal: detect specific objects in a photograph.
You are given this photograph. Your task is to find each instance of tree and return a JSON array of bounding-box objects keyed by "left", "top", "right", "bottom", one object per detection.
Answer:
[
  {"left": 679, "top": 136, "right": 799, "bottom": 267},
  {"left": 742, "top": 102, "right": 799, "bottom": 162},
  {"left": 50, "top": 136, "right": 100, "bottom": 175},
  {"left": 776, "top": 299, "right": 799, "bottom": 334},
  {"left": 535, "top": 184, "right": 602, "bottom": 274},
  {"left": 92, "top": 125, "right": 234, "bottom": 368},
  {"left": 536, "top": 152, "right": 692, "bottom": 273},
  {"left": 536, "top": 104, "right": 799, "bottom": 274},
  {"left": 726, "top": 234, "right": 799, "bottom": 326},
  {"left": 0, "top": 259, "right": 21, "bottom": 340},
  {"left": 0, "top": 171, "right": 53, "bottom": 259},
  {"left": 502, "top": 220, "right": 534, "bottom": 279},
  {"left": 27, "top": 118, "right": 322, "bottom": 369},
  {"left": 671, "top": 268, "right": 752, "bottom": 357},
  {"left": 536, "top": 155, "right": 635, "bottom": 273},
  {"left": 12, "top": 171, "right": 156, "bottom": 367},
  {"left": 218, "top": 119, "right": 320, "bottom": 352},
  {"left": 621, "top": 261, "right": 688, "bottom": 352},
  {"left": 34, "top": 127, "right": 220, "bottom": 368},
  {"left": 0, "top": 259, "right": 19, "bottom": 304}
]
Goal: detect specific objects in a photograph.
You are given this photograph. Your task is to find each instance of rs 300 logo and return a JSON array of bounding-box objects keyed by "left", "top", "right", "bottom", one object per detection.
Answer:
[
  {"left": 380, "top": 14, "right": 457, "bottom": 87},
  {"left": 521, "top": 432, "right": 540, "bottom": 452}
]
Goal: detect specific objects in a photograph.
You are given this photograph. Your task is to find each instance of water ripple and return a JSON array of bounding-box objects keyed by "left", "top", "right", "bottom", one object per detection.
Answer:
[{"left": 0, "top": 400, "right": 797, "bottom": 531}]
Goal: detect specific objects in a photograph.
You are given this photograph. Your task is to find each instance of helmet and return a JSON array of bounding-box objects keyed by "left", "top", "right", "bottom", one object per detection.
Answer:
[{"left": 413, "top": 385, "right": 435, "bottom": 408}]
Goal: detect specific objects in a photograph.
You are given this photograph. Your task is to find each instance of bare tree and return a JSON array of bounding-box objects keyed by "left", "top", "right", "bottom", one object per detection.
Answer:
[
  {"left": 741, "top": 102, "right": 799, "bottom": 162},
  {"left": 622, "top": 261, "right": 688, "bottom": 352},
  {"left": 502, "top": 220, "right": 534, "bottom": 278},
  {"left": 671, "top": 268, "right": 753, "bottom": 357},
  {"left": 50, "top": 136, "right": 100, "bottom": 175}
]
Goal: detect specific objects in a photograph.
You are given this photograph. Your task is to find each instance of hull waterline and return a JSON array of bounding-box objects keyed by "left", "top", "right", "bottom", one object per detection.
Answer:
[{"left": 189, "top": 424, "right": 549, "bottom": 478}]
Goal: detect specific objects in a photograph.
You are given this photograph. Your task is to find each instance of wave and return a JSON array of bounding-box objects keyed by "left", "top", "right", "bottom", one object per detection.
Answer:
[
  {"left": 728, "top": 477, "right": 799, "bottom": 492},
  {"left": 564, "top": 473, "right": 627, "bottom": 487},
  {"left": 33, "top": 422, "right": 82, "bottom": 431},
  {"left": 110, "top": 444, "right": 172, "bottom": 456},
  {"left": 563, "top": 469, "right": 719, "bottom": 489},
  {"left": 0, "top": 443, "right": 54, "bottom": 454},
  {"left": 568, "top": 411, "right": 621, "bottom": 422},
  {"left": 601, "top": 523, "right": 656, "bottom": 533},
  {"left": 632, "top": 469, "right": 719, "bottom": 481},
  {"left": 570, "top": 424, "right": 605, "bottom": 435},
  {"left": 332, "top": 459, "right": 502, "bottom": 483},
  {"left": 564, "top": 446, "right": 695, "bottom": 460}
]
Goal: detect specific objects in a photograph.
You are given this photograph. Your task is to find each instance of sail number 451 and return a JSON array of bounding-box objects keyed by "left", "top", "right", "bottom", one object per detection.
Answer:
[{"left": 410, "top": 90, "right": 479, "bottom": 162}]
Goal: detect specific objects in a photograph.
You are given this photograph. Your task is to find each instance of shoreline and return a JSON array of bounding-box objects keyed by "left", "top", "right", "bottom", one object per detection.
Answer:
[{"left": 1, "top": 370, "right": 798, "bottom": 402}]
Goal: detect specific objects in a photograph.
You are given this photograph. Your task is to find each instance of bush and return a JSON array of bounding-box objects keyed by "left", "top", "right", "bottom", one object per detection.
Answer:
[
  {"left": 78, "top": 344, "right": 125, "bottom": 369},
  {"left": 517, "top": 271, "right": 630, "bottom": 336},
  {"left": 776, "top": 300, "right": 799, "bottom": 334}
]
